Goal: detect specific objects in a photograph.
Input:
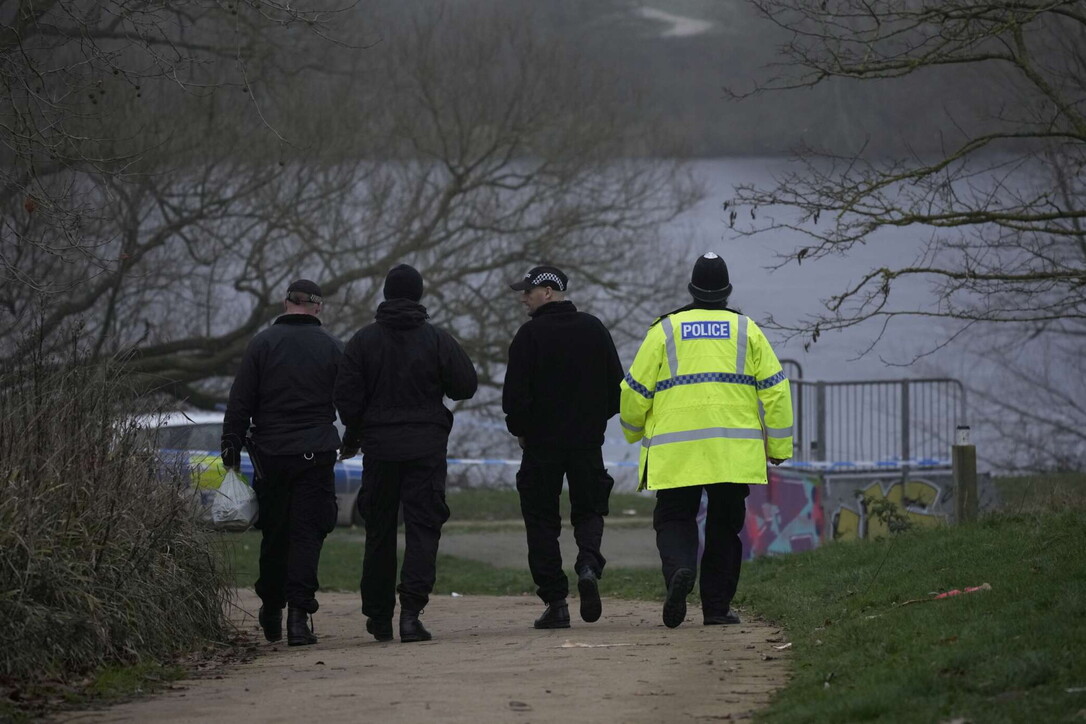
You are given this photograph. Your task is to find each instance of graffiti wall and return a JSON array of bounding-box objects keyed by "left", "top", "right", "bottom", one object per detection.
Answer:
[
  {"left": 826, "top": 473, "right": 950, "bottom": 541},
  {"left": 726, "top": 468, "right": 998, "bottom": 559},
  {"left": 739, "top": 468, "right": 824, "bottom": 560}
]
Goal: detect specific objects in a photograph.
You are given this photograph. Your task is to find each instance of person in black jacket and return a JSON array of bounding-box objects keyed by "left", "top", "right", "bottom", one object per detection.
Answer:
[
  {"left": 335, "top": 264, "right": 478, "bottom": 643},
  {"left": 503, "top": 265, "right": 624, "bottom": 629},
  {"left": 221, "top": 279, "right": 344, "bottom": 647}
]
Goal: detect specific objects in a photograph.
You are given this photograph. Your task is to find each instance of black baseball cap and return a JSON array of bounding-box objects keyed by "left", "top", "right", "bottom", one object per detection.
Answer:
[
  {"left": 509, "top": 265, "right": 568, "bottom": 292},
  {"left": 286, "top": 279, "right": 323, "bottom": 303}
]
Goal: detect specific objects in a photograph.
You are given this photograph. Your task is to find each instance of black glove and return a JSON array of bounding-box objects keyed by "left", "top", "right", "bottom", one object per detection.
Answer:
[
  {"left": 340, "top": 430, "right": 362, "bottom": 460},
  {"left": 221, "top": 442, "right": 240, "bottom": 469}
]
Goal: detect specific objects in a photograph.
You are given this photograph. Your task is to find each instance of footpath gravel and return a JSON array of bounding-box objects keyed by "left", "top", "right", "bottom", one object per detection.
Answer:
[{"left": 59, "top": 590, "right": 790, "bottom": 723}]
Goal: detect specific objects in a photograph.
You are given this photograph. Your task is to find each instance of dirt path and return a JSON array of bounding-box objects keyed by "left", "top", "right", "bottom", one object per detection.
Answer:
[{"left": 60, "top": 591, "right": 790, "bottom": 723}]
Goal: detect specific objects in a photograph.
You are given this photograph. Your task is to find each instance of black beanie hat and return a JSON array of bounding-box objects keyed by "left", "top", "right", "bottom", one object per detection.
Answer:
[
  {"left": 383, "top": 264, "right": 424, "bottom": 302},
  {"left": 688, "top": 252, "right": 732, "bottom": 303}
]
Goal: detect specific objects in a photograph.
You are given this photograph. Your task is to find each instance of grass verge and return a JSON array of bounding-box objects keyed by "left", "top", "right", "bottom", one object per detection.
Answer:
[
  {"left": 0, "top": 662, "right": 187, "bottom": 722},
  {"left": 218, "top": 528, "right": 665, "bottom": 600},
  {"left": 735, "top": 509, "right": 1086, "bottom": 723},
  {"left": 446, "top": 487, "right": 655, "bottom": 521},
  {"left": 994, "top": 472, "right": 1086, "bottom": 513}
]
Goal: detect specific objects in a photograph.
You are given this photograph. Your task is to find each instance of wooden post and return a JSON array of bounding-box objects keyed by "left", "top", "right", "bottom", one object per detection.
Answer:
[{"left": 953, "top": 425, "right": 978, "bottom": 523}]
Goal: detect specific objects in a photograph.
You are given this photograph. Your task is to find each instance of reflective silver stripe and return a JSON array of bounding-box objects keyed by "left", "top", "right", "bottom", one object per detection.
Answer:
[
  {"left": 662, "top": 316, "right": 679, "bottom": 377},
  {"left": 765, "top": 425, "right": 793, "bottom": 438},
  {"left": 641, "top": 426, "right": 765, "bottom": 448},
  {"left": 620, "top": 419, "right": 644, "bottom": 434},
  {"left": 735, "top": 316, "right": 748, "bottom": 376}
]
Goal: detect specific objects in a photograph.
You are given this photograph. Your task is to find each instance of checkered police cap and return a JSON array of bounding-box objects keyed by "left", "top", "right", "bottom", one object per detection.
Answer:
[{"left": 509, "top": 265, "right": 569, "bottom": 292}]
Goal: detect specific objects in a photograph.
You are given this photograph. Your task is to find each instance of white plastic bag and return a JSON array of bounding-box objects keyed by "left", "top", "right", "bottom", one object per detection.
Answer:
[{"left": 211, "top": 469, "right": 258, "bottom": 532}]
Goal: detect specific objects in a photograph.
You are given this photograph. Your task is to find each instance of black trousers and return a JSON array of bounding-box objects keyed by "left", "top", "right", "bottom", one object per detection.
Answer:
[
  {"left": 251, "top": 450, "right": 338, "bottom": 614},
  {"left": 516, "top": 445, "right": 614, "bottom": 604},
  {"left": 358, "top": 452, "right": 451, "bottom": 619},
  {"left": 654, "top": 483, "right": 749, "bottom": 616}
]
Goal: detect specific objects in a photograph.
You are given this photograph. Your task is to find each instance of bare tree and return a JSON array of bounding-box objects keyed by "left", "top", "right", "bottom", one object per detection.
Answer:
[
  {"left": 722, "top": 1, "right": 1085, "bottom": 469},
  {"left": 724, "top": 1, "right": 1085, "bottom": 344},
  {"left": 1, "top": 4, "right": 701, "bottom": 415},
  {"left": 961, "top": 325, "right": 1086, "bottom": 471},
  {"left": 0, "top": 1, "right": 354, "bottom": 294}
]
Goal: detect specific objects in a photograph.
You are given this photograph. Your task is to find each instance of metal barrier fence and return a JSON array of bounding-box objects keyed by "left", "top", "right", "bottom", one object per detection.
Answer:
[{"left": 779, "top": 361, "right": 967, "bottom": 469}]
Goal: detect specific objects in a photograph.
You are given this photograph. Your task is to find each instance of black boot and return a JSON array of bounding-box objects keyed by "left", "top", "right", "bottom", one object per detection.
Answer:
[
  {"left": 663, "top": 568, "right": 696, "bottom": 629},
  {"left": 366, "top": 617, "right": 394, "bottom": 642},
  {"left": 287, "top": 607, "right": 317, "bottom": 646},
  {"left": 399, "top": 610, "right": 432, "bottom": 643},
  {"left": 258, "top": 605, "right": 283, "bottom": 643},
  {"left": 534, "top": 599, "right": 571, "bottom": 629},
  {"left": 577, "top": 568, "right": 602, "bottom": 624},
  {"left": 703, "top": 608, "right": 742, "bottom": 625}
]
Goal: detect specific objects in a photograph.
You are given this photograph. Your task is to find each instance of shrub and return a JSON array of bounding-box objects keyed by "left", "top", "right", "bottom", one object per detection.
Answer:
[{"left": 0, "top": 346, "right": 230, "bottom": 682}]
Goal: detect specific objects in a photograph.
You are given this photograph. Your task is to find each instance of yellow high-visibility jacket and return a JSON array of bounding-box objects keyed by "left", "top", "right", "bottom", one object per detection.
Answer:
[{"left": 620, "top": 309, "right": 793, "bottom": 490}]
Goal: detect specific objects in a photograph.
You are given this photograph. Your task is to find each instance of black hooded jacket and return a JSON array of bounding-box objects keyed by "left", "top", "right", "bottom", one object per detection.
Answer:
[
  {"left": 502, "top": 300, "right": 623, "bottom": 448},
  {"left": 334, "top": 298, "right": 478, "bottom": 461},
  {"left": 221, "top": 314, "right": 344, "bottom": 463}
]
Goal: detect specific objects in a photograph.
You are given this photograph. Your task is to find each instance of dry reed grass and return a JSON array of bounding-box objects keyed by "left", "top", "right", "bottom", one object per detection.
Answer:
[{"left": 0, "top": 351, "right": 231, "bottom": 682}]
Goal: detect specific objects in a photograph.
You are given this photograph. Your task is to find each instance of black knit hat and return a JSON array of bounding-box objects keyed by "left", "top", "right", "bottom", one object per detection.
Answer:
[
  {"left": 688, "top": 253, "right": 732, "bottom": 303},
  {"left": 383, "top": 264, "right": 424, "bottom": 302}
]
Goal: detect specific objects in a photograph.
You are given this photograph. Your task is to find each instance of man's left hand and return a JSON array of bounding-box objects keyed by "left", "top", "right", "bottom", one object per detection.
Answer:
[{"left": 339, "top": 446, "right": 360, "bottom": 461}]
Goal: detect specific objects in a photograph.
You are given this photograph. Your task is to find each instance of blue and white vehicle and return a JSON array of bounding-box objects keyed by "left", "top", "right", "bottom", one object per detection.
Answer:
[{"left": 149, "top": 411, "right": 364, "bottom": 526}]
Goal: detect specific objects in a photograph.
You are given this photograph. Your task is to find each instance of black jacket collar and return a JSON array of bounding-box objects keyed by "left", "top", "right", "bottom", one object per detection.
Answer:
[
  {"left": 274, "top": 313, "right": 322, "bottom": 326},
  {"left": 530, "top": 300, "right": 577, "bottom": 318}
]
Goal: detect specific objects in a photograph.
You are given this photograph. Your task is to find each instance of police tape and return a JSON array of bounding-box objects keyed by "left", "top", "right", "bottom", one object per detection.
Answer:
[
  {"left": 786, "top": 458, "right": 951, "bottom": 470},
  {"left": 174, "top": 448, "right": 950, "bottom": 472},
  {"left": 446, "top": 457, "right": 637, "bottom": 468},
  {"left": 445, "top": 457, "right": 952, "bottom": 470}
]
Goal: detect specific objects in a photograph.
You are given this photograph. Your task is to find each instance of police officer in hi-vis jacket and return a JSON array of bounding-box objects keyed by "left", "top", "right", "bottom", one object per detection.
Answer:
[{"left": 620, "top": 253, "right": 793, "bottom": 628}]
